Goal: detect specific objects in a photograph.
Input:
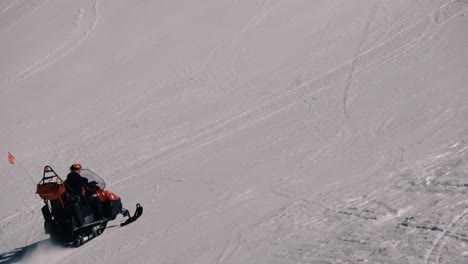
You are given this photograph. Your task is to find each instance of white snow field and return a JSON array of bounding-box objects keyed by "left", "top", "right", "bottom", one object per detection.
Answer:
[{"left": 1, "top": 0, "right": 468, "bottom": 263}]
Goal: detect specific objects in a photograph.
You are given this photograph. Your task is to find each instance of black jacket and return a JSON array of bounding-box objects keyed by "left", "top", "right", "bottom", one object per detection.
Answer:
[{"left": 65, "top": 171, "right": 88, "bottom": 197}]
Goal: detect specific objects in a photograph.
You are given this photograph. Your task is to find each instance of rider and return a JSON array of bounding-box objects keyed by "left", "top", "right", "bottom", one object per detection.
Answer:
[{"left": 65, "top": 164, "right": 105, "bottom": 220}]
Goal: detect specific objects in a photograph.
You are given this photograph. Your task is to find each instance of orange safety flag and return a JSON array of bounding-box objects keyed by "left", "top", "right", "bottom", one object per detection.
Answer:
[{"left": 8, "top": 152, "right": 14, "bottom": 165}]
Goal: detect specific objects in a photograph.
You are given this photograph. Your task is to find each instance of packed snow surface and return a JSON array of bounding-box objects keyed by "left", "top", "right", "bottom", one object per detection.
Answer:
[{"left": 1, "top": 0, "right": 468, "bottom": 263}]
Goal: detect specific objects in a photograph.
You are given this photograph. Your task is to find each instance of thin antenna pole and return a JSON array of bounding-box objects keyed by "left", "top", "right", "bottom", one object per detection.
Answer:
[{"left": 8, "top": 153, "right": 37, "bottom": 185}]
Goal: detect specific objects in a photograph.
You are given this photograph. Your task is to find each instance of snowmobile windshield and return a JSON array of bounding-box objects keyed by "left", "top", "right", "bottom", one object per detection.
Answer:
[{"left": 80, "top": 169, "right": 106, "bottom": 190}]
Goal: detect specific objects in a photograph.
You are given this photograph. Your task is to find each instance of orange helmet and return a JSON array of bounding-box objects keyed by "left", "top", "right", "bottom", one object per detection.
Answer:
[{"left": 70, "top": 163, "right": 82, "bottom": 171}]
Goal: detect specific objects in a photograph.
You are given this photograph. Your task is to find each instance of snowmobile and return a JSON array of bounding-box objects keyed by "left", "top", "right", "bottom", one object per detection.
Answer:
[{"left": 36, "top": 166, "right": 143, "bottom": 247}]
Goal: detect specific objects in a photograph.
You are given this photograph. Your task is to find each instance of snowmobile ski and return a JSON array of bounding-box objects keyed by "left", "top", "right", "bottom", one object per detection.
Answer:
[{"left": 121, "top": 203, "right": 143, "bottom": 226}]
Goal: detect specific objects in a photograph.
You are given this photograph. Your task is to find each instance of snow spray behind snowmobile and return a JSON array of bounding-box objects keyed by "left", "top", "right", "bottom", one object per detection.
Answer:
[{"left": 36, "top": 166, "right": 143, "bottom": 247}]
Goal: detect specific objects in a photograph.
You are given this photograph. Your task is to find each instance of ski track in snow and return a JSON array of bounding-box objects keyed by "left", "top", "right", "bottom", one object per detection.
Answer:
[
  {"left": 426, "top": 207, "right": 468, "bottom": 264},
  {"left": 216, "top": 232, "right": 241, "bottom": 264},
  {"left": 343, "top": 0, "right": 468, "bottom": 118},
  {"left": 1, "top": 0, "right": 100, "bottom": 91},
  {"left": 110, "top": 0, "right": 467, "bottom": 186},
  {"left": 0, "top": 0, "right": 52, "bottom": 32},
  {"left": 0, "top": 0, "right": 20, "bottom": 13},
  {"left": 342, "top": 3, "right": 377, "bottom": 119}
]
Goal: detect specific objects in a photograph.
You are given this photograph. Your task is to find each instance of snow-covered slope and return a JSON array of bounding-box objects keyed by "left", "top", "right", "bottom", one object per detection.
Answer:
[{"left": 1, "top": 0, "right": 468, "bottom": 263}]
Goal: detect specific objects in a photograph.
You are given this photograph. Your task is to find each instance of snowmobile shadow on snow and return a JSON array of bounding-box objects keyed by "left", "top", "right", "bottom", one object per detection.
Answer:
[
  {"left": 36, "top": 166, "right": 143, "bottom": 247},
  {"left": 0, "top": 239, "right": 50, "bottom": 264},
  {"left": 0, "top": 237, "right": 96, "bottom": 263}
]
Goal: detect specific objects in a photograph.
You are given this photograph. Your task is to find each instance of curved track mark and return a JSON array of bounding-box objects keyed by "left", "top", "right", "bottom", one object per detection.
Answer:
[
  {"left": 426, "top": 207, "right": 468, "bottom": 264},
  {"left": 343, "top": 4, "right": 377, "bottom": 119},
  {"left": 1, "top": 0, "right": 100, "bottom": 91}
]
